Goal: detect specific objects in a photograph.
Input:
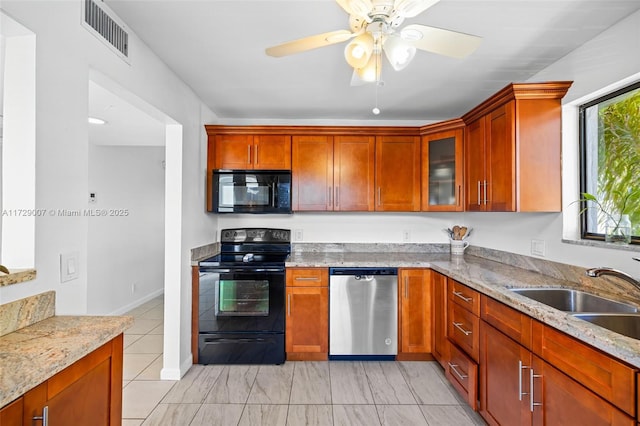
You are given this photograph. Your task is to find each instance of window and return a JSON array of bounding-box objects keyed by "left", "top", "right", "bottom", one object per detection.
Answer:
[{"left": 579, "top": 81, "right": 640, "bottom": 244}]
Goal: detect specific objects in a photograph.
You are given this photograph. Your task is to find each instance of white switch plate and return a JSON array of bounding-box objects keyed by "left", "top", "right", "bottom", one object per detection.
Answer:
[
  {"left": 402, "top": 230, "right": 411, "bottom": 242},
  {"left": 294, "top": 229, "right": 303, "bottom": 241},
  {"left": 60, "top": 251, "right": 79, "bottom": 282},
  {"left": 531, "top": 239, "right": 546, "bottom": 257}
]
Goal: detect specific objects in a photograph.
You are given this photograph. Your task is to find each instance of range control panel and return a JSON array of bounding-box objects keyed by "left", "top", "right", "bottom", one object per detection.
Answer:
[{"left": 220, "top": 228, "right": 291, "bottom": 243}]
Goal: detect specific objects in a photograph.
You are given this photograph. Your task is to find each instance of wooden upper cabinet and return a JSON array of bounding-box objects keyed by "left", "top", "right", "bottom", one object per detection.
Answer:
[
  {"left": 292, "top": 134, "right": 375, "bottom": 211},
  {"left": 421, "top": 122, "right": 464, "bottom": 211},
  {"left": 462, "top": 81, "right": 571, "bottom": 212},
  {"left": 464, "top": 117, "right": 486, "bottom": 211},
  {"left": 212, "top": 134, "right": 291, "bottom": 170},
  {"left": 334, "top": 135, "right": 375, "bottom": 211},
  {"left": 292, "top": 135, "right": 333, "bottom": 211},
  {"left": 253, "top": 135, "right": 292, "bottom": 169},
  {"left": 375, "top": 135, "right": 421, "bottom": 211}
]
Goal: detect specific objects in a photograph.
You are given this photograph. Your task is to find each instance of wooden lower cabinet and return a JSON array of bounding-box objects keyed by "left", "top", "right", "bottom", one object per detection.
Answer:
[
  {"left": 531, "top": 355, "right": 635, "bottom": 426},
  {"left": 6, "top": 335, "right": 124, "bottom": 426},
  {"left": 480, "top": 295, "right": 636, "bottom": 426},
  {"left": 431, "top": 271, "right": 449, "bottom": 367},
  {"left": 447, "top": 341, "right": 478, "bottom": 410},
  {"left": 0, "top": 397, "right": 23, "bottom": 426},
  {"left": 480, "top": 320, "right": 535, "bottom": 425},
  {"left": 398, "top": 269, "right": 432, "bottom": 359},
  {"left": 285, "top": 268, "right": 329, "bottom": 360}
]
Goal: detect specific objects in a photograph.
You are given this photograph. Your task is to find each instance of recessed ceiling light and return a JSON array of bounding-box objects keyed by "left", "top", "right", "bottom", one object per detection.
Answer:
[{"left": 88, "top": 117, "right": 107, "bottom": 125}]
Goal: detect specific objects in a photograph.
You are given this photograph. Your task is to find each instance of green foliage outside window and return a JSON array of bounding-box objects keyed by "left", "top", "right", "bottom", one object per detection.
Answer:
[{"left": 580, "top": 82, "right": 640, "bottom": 242}]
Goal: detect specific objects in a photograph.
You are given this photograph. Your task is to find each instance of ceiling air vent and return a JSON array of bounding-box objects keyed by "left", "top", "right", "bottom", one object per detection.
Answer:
[{"left": 82, "top": 0, "right": 129, "bottom": 60}]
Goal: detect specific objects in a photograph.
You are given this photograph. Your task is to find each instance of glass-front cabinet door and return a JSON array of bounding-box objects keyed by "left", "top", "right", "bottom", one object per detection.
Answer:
[{"left": 421, "top": 126, "right": 464, "bottom": 211}]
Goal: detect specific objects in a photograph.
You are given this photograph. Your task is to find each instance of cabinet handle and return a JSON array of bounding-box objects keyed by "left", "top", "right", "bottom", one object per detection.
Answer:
[
  {"left": 529, "top": 368, "right": 542, "bottom": 412},
  {"left": 404, "top": 276, "right": 409, "bottom": 299},
  {"left": 377, "top": 187, "right": 381, "bottom": 206},
  {"left": 518, "top": 360, "right": 529, "bottom": 401},
  {"left": 247, "top": 145, "right": 252, "bottom": 165},
  {"left": 452, "top": 290, "right": 473, "bottom": 303},
  {"left": 287, "top": 294, "right": 291, "bottom": 316},
  {"left": 335, "top": 186, "right": 339, "bottom": 207},
  {"left": 477, "top": 181, "right": 481, "bottom": 205},
  {"left": 483, "top": 179, "right": 488, "bottom": 205},
  {"left": 33, "top": 406, "right": 49, "bottom": 426},
  {"left": 448, "top": 363, "right": 468, "bottom": 380},
  {"left": 294, "top": 277, "right": 320, "bottom": 281},
  {"left": 255, "top": 145, "right": 259, "bottom": 165},
  {"left": 457, "top": 185, "right": 461, "bottom": 207},
  {"left": 328, "top": 187, "right": 332, "bottom": 207},
  {"left": 453, "top": 321, "right": 472, "bottom": 336}
]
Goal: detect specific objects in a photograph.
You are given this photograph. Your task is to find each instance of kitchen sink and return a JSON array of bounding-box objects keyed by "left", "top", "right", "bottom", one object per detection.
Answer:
[
  {"left": 572, "top": 313, "right": 640, "bottom": 340},
  {"left": 510, "top": 288, "right": 638, "bottom": 313}
]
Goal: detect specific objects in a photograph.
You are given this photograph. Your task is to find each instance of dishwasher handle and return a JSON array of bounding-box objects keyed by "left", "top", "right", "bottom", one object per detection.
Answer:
[{"left": 329, "top": 267, "right": 398, "bottom": 276}]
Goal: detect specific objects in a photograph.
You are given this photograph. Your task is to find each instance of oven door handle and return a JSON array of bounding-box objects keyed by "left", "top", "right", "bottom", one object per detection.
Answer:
[
  {"left": 252, "top": 268, "right": 285, "bottom": 272},
  {"left": 203, "top": 337, "right": 270, "bottom": 343},
  {"left": 200, "top": 267, "right": 284, "bottom": 273}
]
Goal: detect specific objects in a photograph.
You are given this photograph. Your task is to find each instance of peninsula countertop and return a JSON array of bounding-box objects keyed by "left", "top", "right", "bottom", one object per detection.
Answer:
[
  {"left": 286, "top": 250, "right": 640, "bottom": 369},
  {"left": 0, "top": 314, "right": 133, "bottom": 408}
]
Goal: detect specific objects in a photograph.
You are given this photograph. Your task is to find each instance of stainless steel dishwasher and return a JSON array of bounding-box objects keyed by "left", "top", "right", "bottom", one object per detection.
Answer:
[{"left": 329, "top": 267, "right": 398, "bottom": 360}]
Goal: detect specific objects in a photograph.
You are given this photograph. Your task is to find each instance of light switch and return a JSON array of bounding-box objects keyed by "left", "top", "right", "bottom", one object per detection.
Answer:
[
  {"left": 531, "top": 239, "right": 546, "bottom": 257},
  {"left": 60, "top": 251, "right": 79, "bottom": 282}
]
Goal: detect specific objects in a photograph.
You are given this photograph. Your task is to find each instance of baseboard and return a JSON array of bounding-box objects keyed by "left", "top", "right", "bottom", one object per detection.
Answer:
[
  {"left": 160, "top": 355, "right": 193, "bottom": 380},
  {"left": 109, "top": 288, "right": 164, "bottom": 316}
]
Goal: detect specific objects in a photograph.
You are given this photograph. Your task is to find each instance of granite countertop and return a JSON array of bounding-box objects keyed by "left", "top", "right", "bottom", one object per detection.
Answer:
[
  {"left": 0, "top": 314, "right": 133, "bottom": 407},
  {"left": 287, "top": 251, "right": 640, "bottom": 369},
  {"left": 0, "top": 268, "right": 37, "bottom": 287}
]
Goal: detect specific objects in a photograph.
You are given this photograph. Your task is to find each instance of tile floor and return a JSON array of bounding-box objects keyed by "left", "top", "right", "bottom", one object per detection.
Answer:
[{"left": 122, "top": 296, "right": 486, "bottom": 425}]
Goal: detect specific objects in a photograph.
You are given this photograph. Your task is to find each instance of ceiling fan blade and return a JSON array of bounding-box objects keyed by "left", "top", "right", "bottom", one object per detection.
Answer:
[
  {"left": 394, "top": 0, "right": 440, "bottom": 18},
  {"left": 401, "top": 24, "right": 481, "bottom": 58},
  {"left": 335, "top": 0, "right": 373, "bottom": 18},
  {"left": 265, "top": 30, "right": 354, "bottom": 57}
]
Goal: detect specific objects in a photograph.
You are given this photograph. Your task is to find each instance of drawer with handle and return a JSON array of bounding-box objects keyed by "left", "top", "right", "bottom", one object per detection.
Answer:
[
  {"left": 448, "top": 302, "right": 480, "bottom": 362},
  {"left": 448, "top": 279, "right": 480, "bottom": 315},
  {"left": 446, "top": 342, "right": 478, "bottom": 410},
  {"left": 286, "top": 268, "right": 328, "bottom": 287}
]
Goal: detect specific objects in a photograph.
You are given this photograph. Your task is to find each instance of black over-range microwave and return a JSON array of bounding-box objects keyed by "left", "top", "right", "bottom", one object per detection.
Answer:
[{"left": 211, "top": 170, "right": 292, "bottom": 214}]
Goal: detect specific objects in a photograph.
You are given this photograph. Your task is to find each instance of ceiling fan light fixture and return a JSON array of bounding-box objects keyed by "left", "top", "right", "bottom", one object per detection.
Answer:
[
  {"left": 384, "top": 36, "right": 416, "bottom": 70},
  {"left": 344, "top": 33, "right": 374, "bottom": 68},
  {"left": 356, "top": 52, "right": 381, "bottom": 83}
]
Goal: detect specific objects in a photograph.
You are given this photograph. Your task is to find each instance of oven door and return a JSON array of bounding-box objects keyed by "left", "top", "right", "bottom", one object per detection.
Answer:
[{"left": 198, "top": 268, "right": 285, "bottom": 333}]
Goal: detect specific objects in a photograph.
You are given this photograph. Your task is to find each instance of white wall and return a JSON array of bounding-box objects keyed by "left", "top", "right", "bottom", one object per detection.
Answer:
[
  {"left": 87, "top": 145, "right": 165, "bottom": 315},
  {"left": 219, "top": 9, "right": 640, "bottom": 278},
  {"left": 0, "top": 1, "right": 217, "bottom": 378}
]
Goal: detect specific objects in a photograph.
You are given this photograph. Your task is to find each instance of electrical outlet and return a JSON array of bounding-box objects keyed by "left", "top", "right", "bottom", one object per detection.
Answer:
[
  {"left": 402, "top": 230, "right": 411, "bottom": 242},
  {"left": 294, "top": 229, "right": 303, "bottom": 241},
  {"left": 531, "top": 239, "right": 546, "bottom": 257},
  {"left": 131, "top": 282, "right": 136, "bottom": 294}
]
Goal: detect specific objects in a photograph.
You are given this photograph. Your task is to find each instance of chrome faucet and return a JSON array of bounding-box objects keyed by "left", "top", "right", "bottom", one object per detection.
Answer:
[{"left": 586, "top": 264, "right": 640, "bottom": 291}]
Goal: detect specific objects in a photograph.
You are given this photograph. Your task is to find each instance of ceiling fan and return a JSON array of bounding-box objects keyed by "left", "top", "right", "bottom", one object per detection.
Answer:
[{"left": 265, "top": 0, "right": 482, "bottom": 84}]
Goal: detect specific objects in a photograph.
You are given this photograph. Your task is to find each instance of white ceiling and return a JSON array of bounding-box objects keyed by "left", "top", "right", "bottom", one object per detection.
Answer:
[{"left": 101, "top": 0, "right": 640, "bottom": 124}]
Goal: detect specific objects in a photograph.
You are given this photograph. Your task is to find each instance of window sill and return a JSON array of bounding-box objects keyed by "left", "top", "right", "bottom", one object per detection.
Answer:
[
  {"left": 0, "top": 269, "right": 37, "bottom": 287},
  {"left": 562, "top": 238, "right": 640, "bottom": 253}
]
